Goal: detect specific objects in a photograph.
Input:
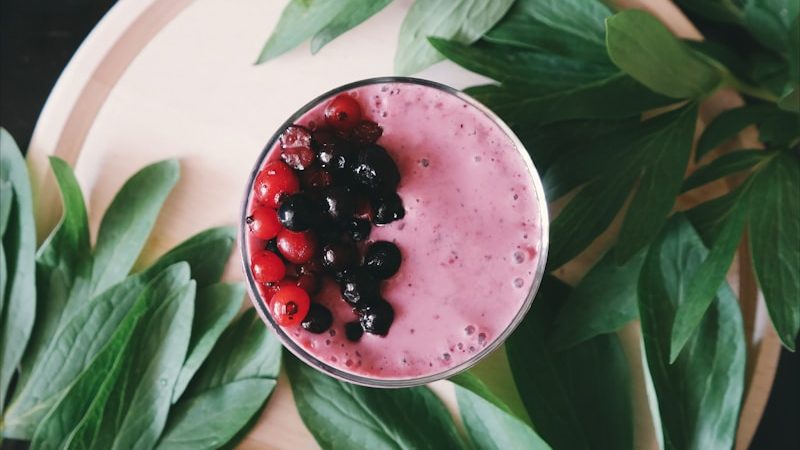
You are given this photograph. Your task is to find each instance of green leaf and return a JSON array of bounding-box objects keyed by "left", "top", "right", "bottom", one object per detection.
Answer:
[
  {"left": 682, "top": 149, "right": 771, "bottom": 192},
  {"left": 606, "top": 10, "right": 724, "bottom": 98},
  {"left": 143, "top": 226, "right": 236, "bottom": 286},
  {"left": 172, "top": 282, "right": 243, "bottom": 402},
  {"left": 695, "top": 104, "right": 797, "bottom": 161},
  {"left": 395, "top": 0, "right": 514, "bottom": 75},
  {"left": 91, "top": 159, "right": 179, "bottom": 295},
  {"left": 93, "top": 270, "right": 195, "bottom": 450},
  {"left": 310, "top": 0, "right": 392, "bottom": 54},
  {"left": 638, "top": 215, "right": 745, "bottom": 450},
  {"left": 453, "top": 372, "right": 551, "bottom": 450},
  {"left": 779, "top": 88, "right": 800, "bottom": 112},
  {"left": 674, "top": 0, "right": 746, "bottom": 25},
  {"left": 0, "top": 129, "right": 36, "bottom": 412},
  {"left": 507, "top": 276, "right": 633, "bottom": 450},
  {"left": 158, "top": 309, "right": 281, "bottom": 449},
  {"left": 0, "top": 181, "right": 11, "bottom": 236},
  {"left": 549, "top": 246, "right": 646, "bottom": 350},
  {"left": 748, "top": 151, "right": 800, "bottom": 349},
  {"left": 743, "top": 0, "right": 800, "bottom": 53},
  {"left": 256, "top": 0, "right": 345, "bottom": 63},
  {"left": 285, "top": 352, "right": 465, "bottom": 450},
  {"left": 28, "top": 263, "right": 189, "bottom": 450}
]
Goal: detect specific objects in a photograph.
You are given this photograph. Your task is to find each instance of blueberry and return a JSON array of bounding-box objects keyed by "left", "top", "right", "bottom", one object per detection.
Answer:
[
  {"left": 314, "top": 129, "right": 355, "bottom": 172},
  {"left": 364, "top": 241, "right": 402, "bottom": 279},
  {"left": 372, "top": 193, "right": 405, "bottom": 225},
  {"left": 353, "top": 145, "right": 400, "bottom": 193},
  {"left": 301, "top": 303, "right": 333, "bottom": 334},
  {"left": 341, "top": 270, "right": 380, "bottom": 310},
  {"left": 321, "top": 186, "right": 356, "bottom": 223},
  {"left": 347, "top": 218, "right": 371, "bottom": 241},
  {"left": 345, "top": 321, "right": 364, "bottom": 342},
  {"left": 278, "top": 194, "right": 321, "bottom": 231},
  {"left": 360, "top": 300, "right": 394, "bottom": 336},
  {"left": 321, "top": 241, "right": 358, "bottom": 273}
]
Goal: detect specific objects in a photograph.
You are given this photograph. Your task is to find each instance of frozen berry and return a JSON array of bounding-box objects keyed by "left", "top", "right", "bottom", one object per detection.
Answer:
[
  {"left": 265, "top": 238, "right": 280, "bottom": 254},
  {"left": 321, "top": 186, "right": 356, "bottom": 223},
  {"left": 341, "top": 270, "right": 380, "bottom": 310},
  {"left": 373, "top": 193, "right": 405, "bottom": 225},
  {"left": 254, "top": 161, "right": 300, "bottom": 208},
  {"left": 278, "top": 194, "right": 321, "bottom": 231},
  {"left": 301, "top": 303, "right": 333, "bottom": 334},
  {"left": 353, "top": 145, "right": 400, "bottom": 193},
  {"left": 355, "top": 195, "right": 373, "bottom": 220},
  {"left": 321, "top": 241, "right": 358, "bottom": 273},
  {"left": 247, "top": 206, "right": 281, "bottom": 240},
  {"left": 324, "top": 94, "right": 362, "bottom": 132},
  {"left": 364, "top": 241, "right": 402, "bottom": 279},
  {"left": 346, "top": 218, "right": 371, "bottom": 241},
  {"left": 258, "top": 283, "right": 280, "bottom": 304},
  {"left": 251, "top": 251, "right": 286, "bottom": 284},
  {"left": 350, "top": 120, "right": 383, "bottom": 145},
  {"left": 270, "top": 285, "right": 310, "bottom": 326},
  {"left": 280, "top": 125, "right": 316, "bottom": 170},
  {"left": 345, "top": 321, "right": 364, "bottom": 342},
  {"left": 277, "top": 228, "right": 317, "bottom": 264},
  {"left": 360, "top": 300, "right": 394, "bottom": 336},
  {"left": 301, "top": 166, "right": 333, "bottom": 190},
  {"left": 315, "top": 130, "right": 356, "bottom": 173}
]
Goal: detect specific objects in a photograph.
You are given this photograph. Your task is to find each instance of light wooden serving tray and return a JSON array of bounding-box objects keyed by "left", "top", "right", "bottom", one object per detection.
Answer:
[{"left": 25, "top": 0, "right": 780, "bottom": 449}]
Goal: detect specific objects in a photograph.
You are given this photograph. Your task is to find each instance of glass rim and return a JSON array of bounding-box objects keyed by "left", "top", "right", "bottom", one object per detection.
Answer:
[{"left": 240, "top": 76, "right": 550, "bottom": 388}]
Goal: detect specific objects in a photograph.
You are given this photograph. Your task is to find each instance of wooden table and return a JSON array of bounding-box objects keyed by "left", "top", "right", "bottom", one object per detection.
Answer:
[{"left": 25, "top": 0, "right": 780, "bottom": 448}]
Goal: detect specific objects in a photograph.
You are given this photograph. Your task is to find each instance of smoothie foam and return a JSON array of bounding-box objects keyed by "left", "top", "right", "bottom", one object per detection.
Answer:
[{"left": 244, "top": 79, "right": 546, "bottom": 382}]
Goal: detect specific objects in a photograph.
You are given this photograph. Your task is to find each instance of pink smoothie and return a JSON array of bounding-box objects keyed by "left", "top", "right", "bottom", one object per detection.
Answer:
[{"left": 245, "top": 80, "right": 546, "bottom": 382}]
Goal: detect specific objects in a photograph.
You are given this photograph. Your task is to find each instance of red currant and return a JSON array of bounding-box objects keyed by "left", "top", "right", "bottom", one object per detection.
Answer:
[
  {"left": 258, "top": 283, "right": 280, "bottom": 304},
  {"left": 324, "top": 94, "right": 362, "bottom": 132},
  {"left": 277, "top": 274, "right": 319, "bottom": 295},
  {"left": 251, "top": 251, "right": 286, "bottom": 283},
  {"left": 247, "top": 206, "right": 281, "bottom": 240},
  {"left": 271, "top": 285, "right": 310, "bottom": 326},
  {"left": 254, "top": 161, "right": 300, "bottom": 208},
  {"left": 277, "top": 228, "right": 317, "bottom": 264}
]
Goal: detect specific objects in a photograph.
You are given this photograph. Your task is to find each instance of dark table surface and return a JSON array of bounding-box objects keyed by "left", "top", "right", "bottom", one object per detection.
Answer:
[{"left": 1, "top": 0, "right": 798, "bottom": 448}]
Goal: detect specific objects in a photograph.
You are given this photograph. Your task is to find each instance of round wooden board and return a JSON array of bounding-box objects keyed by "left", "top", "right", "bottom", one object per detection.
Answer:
[{"left": 25, "top": 0, "right": 781, "bottom": 449}]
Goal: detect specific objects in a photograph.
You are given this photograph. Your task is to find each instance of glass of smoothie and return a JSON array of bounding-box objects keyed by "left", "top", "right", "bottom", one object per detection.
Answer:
[{"left": 240, "top": 77, "right": 548, "bottom": 387}]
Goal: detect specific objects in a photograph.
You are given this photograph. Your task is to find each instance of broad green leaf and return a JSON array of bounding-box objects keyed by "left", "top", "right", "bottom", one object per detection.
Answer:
[
  {"left": 91, "top": 159, "right": 179, "bottom": 295},
  {"left": 638, "top": 215, "right": 745, "bottom": 450},
  {"left": 143, "top": 226, "right": 235, "bottom": 286},
  {"left": 156, "top": 379, "right": 276, "bottom": 450},
  {"left": 158, "top": 309, "right": 282, "bottom": 450},
  {"left": 549, "top": 247, "right": 646, "bottom": 350},
  {"left": 606, "top": 10, "right": 724, "bottom": 98},
  {"left": 0, "top": 129, "right": 36, "bottom": 412},
  {"left": 743, "top": 0, "right": 800, "bottom": 53},
  {"left": 285, "top": 353, "right": 465, "bottom": 450},
  {"left": 28, "top": 263, "right": 189, "bottom": 450},
  {"left": 172, "top": 282, "right": 243, "bottom": 402},
  {"left": 453, "top": 372, "right": 551, "bottom": 450},
  {"left": 695, "top": 104, "right": 797, "bottom": 161},
  {"left": 0, "top": 181, "right": 10, "bottom": 236},
  {"left": 507, "top": 276, "right": 633, "bottom": 450},
  {"left": 395, "top": 0, "right": 514, "bottom": 75},
  {"left": 256, "top": 0, "right": 346, "bottom": 63},
  {"left": 310, "top": 0, "right": 392, "bottom": 54},
  {"left": 778, "top": 88, "right": 800, "bottom": 112},
  {"left": 748, "top": 151, "right": 800, "bottom": 349},
  {"left": 682, "top": 149, "right": 771, "bottom": 192},
  {"left": 484, "top": 0, "right": 612, "bottom": 64},
  {"left": 674, "top": 0, "right": 746, "bottom": 25}
]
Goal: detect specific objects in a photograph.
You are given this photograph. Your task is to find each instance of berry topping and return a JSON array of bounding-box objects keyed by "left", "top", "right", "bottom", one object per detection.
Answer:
[
  {"left": 364, "top": 241, "right": 402, "bottom": 279},
  {"left": 345, "top": 321, "right": 364, "bottom": 342},
  {"left": 353, "top": 145, "right": 400, "bottom": 193},
  {"left": 247, "top": 206, "right": 282, "bottom": 240},
  {"left": 315, "top": 131, "right": 355, "bottom": 173},
  {"left": 280, "top": 125, "right": 316, "bottom": 170},
  {"left": 321, "top": 186, "right": 356, "bottom": 223},
  {"left": 360, "top": 300, "right": 394, "bottom": 336},
  {"left": 276, "top": 228, "right": 317, "bottom": 264},
  {"left": 321, "top": 241, "right": 358, "bottom": 273},
  {"left": 270, "top": 285, "right": 310, "bottom": 326},
  {"left": 324, "top": 94, "right": 362, "bottom": 131},
  {"left": 301, "top": 303, "right": 333, "bottom": 334},
  {"left": 297, "top": 272, "right": 320, "bottom": 294},
  {"left": 346, "top": 218, "right": 371, "bottom": 241},
  {"left": 254, "top": 161, "right": 300, "bottom": 208},
  {"left": 301, "top": 166, "right": 334, "bottom": 190},
  {"left": 278, "top": 194, "right": 321, "bottom": 231},
  {"left": 372, "top": 192, "right": 406, "bottom": 225},
  {"left": 350, "top": 120, "right": 383, "bottom": 145},
  {"left": 341, "top": 270, "right": 380, "bottom": 310},
  {"left": 265, "top": 238, "right": 280, "bottom": 254},
  {"left": 251, "top": 251, "right": 286, "bottom": 284}
]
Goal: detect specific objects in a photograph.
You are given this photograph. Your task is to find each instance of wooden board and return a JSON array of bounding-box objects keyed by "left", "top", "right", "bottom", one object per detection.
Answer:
[{"left": 25, "top": 0, "right": 780, "bottom": 449}]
